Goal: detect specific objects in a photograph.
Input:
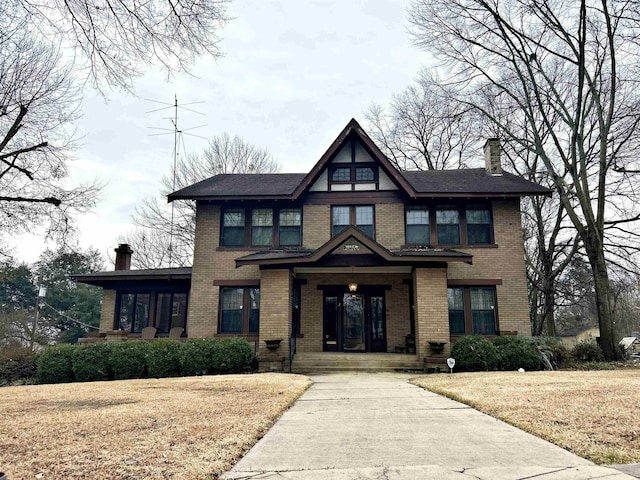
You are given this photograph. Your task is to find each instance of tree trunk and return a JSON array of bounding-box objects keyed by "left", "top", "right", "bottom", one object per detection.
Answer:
[
  {"left": 585, "top": 240, "right": 619, "bottom": 360},
  {"left": 542, "top": 287, "right": 557, "bottom": 337}
]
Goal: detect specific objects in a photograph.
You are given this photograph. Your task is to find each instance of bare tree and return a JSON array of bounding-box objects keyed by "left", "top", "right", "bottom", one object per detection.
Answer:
[
  {"left": 8, "top": 0, "right": 229, "bottom": 92},
  {"left": 409, "top": 0, "right": 640, "bottom": 359},
  {"left": 0, "top": 25, "right": 100, "bottom": 256},
  {"left": 365, "top": 74, "right": 479, "bottom": 170},
  {"left": 124, "top": 133, "right": 280, "bottom": 268},
  {"left": 1, "top": 0, "right": 229, "bottom": 256}
]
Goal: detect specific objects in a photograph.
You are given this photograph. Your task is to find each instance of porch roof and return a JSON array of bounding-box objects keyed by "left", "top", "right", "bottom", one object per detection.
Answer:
[
  {"left": 235, "top": 226, "right": 473, "bottom": 267},
  {"left": 72, "top": 267, "right": 192, "bottom": 287}
]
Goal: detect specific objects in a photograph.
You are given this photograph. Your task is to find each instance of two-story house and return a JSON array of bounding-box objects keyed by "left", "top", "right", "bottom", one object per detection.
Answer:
[{"left": 76, "top": 119, "right": 549, "bottom": 371}]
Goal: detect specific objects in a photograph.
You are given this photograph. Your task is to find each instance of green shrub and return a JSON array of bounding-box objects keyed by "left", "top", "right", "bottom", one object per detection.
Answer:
[
  {"left": 180, "top": 339, "right": 215, "bottom": 376},
  {"left": 36, "top": 344, "right": 76, "bottom": 384},
  {"left": 213, "top": 338, "right": 254, "bottom": 373},
  {"left": 71, "top": 343, "right": 112, "bottom": 382},
  {"left": 494, "top": 335, "right": 542, "bottom": 371},
  {"left": 450, "top": 335, "right": 499, "bottom": 372},
  {"left": 572, "top": 340, "right": 605, "bottom": 362},
  {"left": 109, "top": 341, "right": 150, "bottom": 380},
  {"left": 0, "top": 345, "right": 37, "bottom": 384},
  {"left": 147, "top": 339, "right": 182, "bottom": 378},
  {"left": 180, "top": 338, "right": 254, "bottom": 375}
]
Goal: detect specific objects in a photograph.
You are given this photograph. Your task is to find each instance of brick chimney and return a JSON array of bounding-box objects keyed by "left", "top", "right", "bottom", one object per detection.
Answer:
[
  {"left": 114, "top": 244, "right": 133, "bottom": 271},
  {"left": 484, "top": 138, "right": 502, "bottom": 175}
]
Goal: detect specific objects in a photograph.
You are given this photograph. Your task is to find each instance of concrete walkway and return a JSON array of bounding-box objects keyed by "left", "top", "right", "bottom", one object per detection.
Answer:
[{"left": 221, "top": 372, "right": 636, "bottom": 480}]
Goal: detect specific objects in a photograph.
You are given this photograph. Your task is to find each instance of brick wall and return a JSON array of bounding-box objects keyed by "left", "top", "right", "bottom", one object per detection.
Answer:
[
  {"left": 100, "top": 289, "right": 116, "bottom": 332},
  {"left": 258, "top": 269, "right": 292, "bottom": 360},
  {"left": 447, "top": 199, "right": 530, "bottom": 335},
  {"left": 185, "top": 196, "right": 530, "bottom": 347},
  {"left": 414, "top": 267, "right": 449, "bottom": 358}
]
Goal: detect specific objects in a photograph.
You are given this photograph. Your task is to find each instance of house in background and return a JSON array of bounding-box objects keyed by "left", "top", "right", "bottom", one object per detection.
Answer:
[
  {"left": 75, "top": 119, "right": 550, "bottom": 371},
  {"left": 559, "top": 325, "right": 601, "bottom": 348}
]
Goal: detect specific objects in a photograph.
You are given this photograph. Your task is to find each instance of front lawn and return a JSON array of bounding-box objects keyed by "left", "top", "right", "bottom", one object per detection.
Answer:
[
  {"left": 0, "top": 373, "right": 310, "bottom": 479},
  {"left": 412, "top": 370, "right": 640, "bottom": 464}
]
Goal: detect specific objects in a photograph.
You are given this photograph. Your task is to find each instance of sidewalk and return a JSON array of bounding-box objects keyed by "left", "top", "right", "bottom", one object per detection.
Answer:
[{"left": 221, "top": 372, "right": 636, "bottom": 480}]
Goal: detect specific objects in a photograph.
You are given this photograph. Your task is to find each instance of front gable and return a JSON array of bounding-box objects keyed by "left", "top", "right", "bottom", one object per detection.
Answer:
[{"left": 293, "top": 119, "right": 416, "bottom": 199}]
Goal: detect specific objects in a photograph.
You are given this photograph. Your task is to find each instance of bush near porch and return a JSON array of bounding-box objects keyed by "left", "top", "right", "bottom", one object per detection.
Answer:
[
  {"left": 34, "top": 338, "right": 254, "bottom": 384},
  {"left": 450, "top": 335, "right": 574, "bottom": 372}
]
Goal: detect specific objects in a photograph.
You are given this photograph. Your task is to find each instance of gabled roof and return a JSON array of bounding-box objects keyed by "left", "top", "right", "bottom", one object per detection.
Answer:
[
  {"left": 290, "top": 118, "right": 417, "bottom": 199},
  {"left": 235, "top": 226, "right": 472, "bottom": 267},
  {"left": 167, "top": 119, "right": 552, "bottom": 202}
]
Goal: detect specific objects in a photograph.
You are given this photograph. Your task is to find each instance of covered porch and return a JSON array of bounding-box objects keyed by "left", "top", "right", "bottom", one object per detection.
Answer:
[{"left": 236, "top": 226, "right": 473, "bottom": 371}]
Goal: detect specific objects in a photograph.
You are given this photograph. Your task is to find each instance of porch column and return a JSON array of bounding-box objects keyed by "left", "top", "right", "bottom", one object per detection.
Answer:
[
  {"left": 413, "top": 267, "right": 450, "bottom": 361},
  {"left": 258, "top": 269, "right": 292, "bottom": 371}
]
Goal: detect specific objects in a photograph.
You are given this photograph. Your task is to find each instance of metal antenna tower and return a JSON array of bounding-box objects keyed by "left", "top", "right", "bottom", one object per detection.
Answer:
[{"left": 146, "top": 94, "right": 207, "bottom": 267}]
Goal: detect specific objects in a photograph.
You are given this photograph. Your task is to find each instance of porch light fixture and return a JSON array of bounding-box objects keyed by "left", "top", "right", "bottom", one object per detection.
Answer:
[{"left": 348, "top": 282, "right": 358, "bottom": 292}]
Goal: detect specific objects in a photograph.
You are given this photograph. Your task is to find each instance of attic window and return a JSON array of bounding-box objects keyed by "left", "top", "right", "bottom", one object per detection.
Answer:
[{"left": 328, "top": 163, "right": 378, "bottom": 189}]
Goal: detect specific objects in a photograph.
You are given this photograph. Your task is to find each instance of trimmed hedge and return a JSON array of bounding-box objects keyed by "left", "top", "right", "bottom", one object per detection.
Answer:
[
  {"left": 450, "top": 335, "right": 499, "bottom": 371},
  {"left": 494, "top": 335, "right": 542, "bottom": 371},
  {"left": 34, "top": 338, "right": 255, "bottom": 384},
  {"left": 110, "top": 341, "right": 149, "bottom": 380},
  {"left": 146, "top": 339, "right": 182, "bottom": 378},
  {"left": 36, "top": 344, "right": 76, "bottom": 384},
  {"left": 72, "top": 343, "right": 113, "bottom": 382}
]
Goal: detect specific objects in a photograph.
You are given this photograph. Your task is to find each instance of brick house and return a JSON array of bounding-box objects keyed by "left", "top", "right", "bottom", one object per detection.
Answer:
[{"left": 76, "top": 119, "right": 549, "bottom": 371}]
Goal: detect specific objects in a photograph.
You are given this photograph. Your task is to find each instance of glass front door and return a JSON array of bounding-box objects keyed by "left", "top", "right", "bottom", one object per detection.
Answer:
[
  {"left": 343, "top": 294, "right": 365, "bottom": 351},
  {"left": 323, "top": 289, "right": 387, "bottom": 352}
]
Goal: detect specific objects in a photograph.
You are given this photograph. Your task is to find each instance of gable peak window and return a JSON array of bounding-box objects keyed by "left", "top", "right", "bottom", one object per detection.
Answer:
[{"left": 328, "top": 163, "right": 379, "bottom": 190}]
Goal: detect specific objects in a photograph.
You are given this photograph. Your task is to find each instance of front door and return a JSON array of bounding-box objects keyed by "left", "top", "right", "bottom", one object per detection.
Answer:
[
  {"left": 343, "top": 294, "right": 365, "bottom": 351},
  {"left": 323, "top": 289, "right": 387, "bottom": 352}
]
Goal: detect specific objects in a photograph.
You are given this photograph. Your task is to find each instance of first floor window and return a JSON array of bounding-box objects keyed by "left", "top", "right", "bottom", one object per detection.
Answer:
[
  {"left": 116, "top": 291, "right": 187, "bottom": 334},
  {"left": 220, "top": 287, "right": 260, "bottom": 334},
  {"left": 447, "top": 286, "right": 497, "bottom": 335},
  {"left": 155, "top": 292, "right": 188, "bottom": 334}
]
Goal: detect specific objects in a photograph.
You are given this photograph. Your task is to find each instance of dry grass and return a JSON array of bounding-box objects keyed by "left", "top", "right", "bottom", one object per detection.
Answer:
[
  {"left": 412, "top": 370, "right": 640, "bottom": 465},
  {"left": 0, "top": 373, "right": 310, "bottom": 479}
]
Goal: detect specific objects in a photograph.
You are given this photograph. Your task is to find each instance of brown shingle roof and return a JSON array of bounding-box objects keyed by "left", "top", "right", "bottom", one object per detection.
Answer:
[
  {"left": 168, "top": 168, "right": 549, "bottom": 201},
  {"left": 169, "top": 174, "right": 305, "bottom": 200},
  {"left": 401, "top": 169, "right": 550, "bottom": 196}
]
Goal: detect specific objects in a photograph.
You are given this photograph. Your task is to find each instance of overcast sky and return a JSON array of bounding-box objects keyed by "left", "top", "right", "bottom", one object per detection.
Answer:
[{"left": 12, "top": 0, "right": 428, "bottom": 265}]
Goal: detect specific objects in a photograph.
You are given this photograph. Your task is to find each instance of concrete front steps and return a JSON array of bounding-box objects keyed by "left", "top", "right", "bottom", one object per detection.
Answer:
[{"left": 291, "top": 352, "right": 423, "bottom": 373}]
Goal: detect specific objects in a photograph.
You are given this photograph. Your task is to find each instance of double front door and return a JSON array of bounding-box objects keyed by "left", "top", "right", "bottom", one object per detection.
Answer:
[{"left": 323, "top": 289, "right": 387, "bottom": 352}]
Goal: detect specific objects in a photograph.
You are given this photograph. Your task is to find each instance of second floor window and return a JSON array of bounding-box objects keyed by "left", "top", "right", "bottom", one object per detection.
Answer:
[
  {"left": 436, "top": 207, "right": 460, "bottom": 245},
  {"left": 405, "top": 203, "right": 493, "bottom": 246},
  {"left": 332, "top": 205, "right": 374, "bottom": 238},
  {"left": 221, "top": 207, "right": 302, "bottom": 248},
  {"left": 251, "top": 209, "right": 273, "bottom": 246},
  {"left": 406, "top": 207, "right": 430, "bottom": 245}
]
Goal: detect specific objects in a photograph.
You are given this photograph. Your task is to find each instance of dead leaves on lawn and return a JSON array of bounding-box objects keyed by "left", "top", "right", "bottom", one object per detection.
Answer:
[
  {"left": 0, "top": 373, "right": 311, "bottom": 479},
  {"left": 412, "top": 370, "right": 640, "bottom": 465}
]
